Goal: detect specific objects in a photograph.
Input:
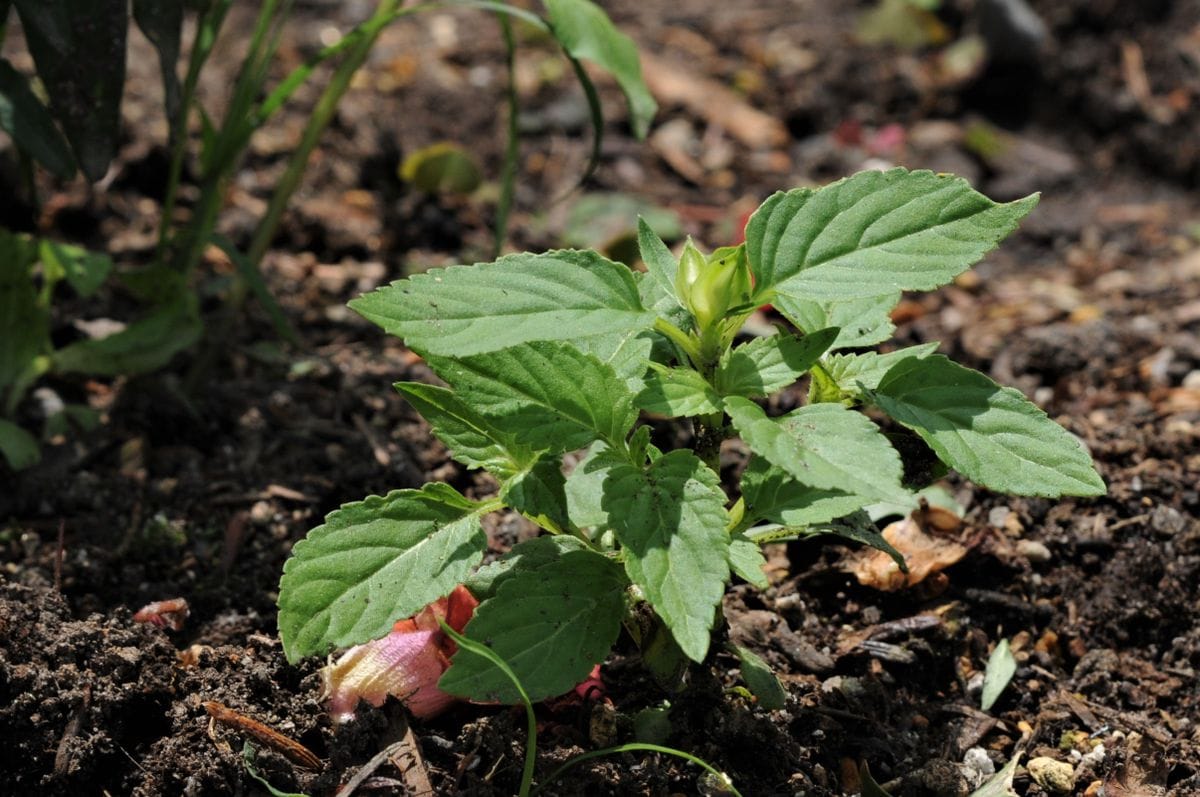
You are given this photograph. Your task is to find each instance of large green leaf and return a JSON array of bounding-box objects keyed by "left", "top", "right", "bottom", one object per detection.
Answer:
[
  {"left": 822, "top": 342, "right": 940, "bottom": 394},
  {"left": 773, "top": 292, "right": 899, "bottom": 351},
  {"left": 427, "top": 341, "right": 637, "bottom": 452},
  {"left": 277, "top": 485, "right": 487, "bottom": 662},
  {"left": 440, "top": 549, "right": 626, "bottom": 703},
  {"left": 395, "top": 381, "right": 532, "bottom": 476},
  {"left": 571, "top": 324, "right": 654, "bottom": 391},
  {"left": 14, "top": 0, "right": 127, "bottom": 181},
  {"left": 501, "top": 457, "right": 572, "bottom": 533},
  {"left": 0, "top": 59, "right": 75, "bottom": 178},
  {"left": 465, "top": 534, "right": 587, "bottom": 601},
  {"left": 543, "top": 0, "right": 657, "bottom": 139},
  {"left": 715, "top": 327, "right": 838, "bottom": 398},
  {"left": 636, "top": 364, "right": 723, "bottom": 417},
  {"left": 52, "top": 295, "right": 200, "bottom": 376},
  {"left": 564, "top": 441, "right": 621, "bottom": 533},
  {"left": 871, "top": 355, "right": 1105, "bottom": 497},
  {"left": 745, "top": 168, "right": 1037, "bottom": 301},
  {"left": 603, "top": 450, "right": 730, "bottom": 661},
  {"left": 725, "top": 397, "right": 909, "bottom": 504},
  {"left": 739, "top": 457, "right": 869, "bottom": 528},
  {"left": 350, "top": 250, "right": 654, "bottom": 356}
]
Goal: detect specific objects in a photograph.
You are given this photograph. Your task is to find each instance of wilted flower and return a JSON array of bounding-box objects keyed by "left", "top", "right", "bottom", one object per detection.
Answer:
[{"left": 323, "top": 585, "right": 478, "bottom": 721}]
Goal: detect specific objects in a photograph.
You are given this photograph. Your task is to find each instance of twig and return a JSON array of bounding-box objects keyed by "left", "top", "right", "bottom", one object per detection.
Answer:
[
  {"left": 203, "top": 700, "right": 322, "bottom": 771},
  {"left": 54, "top": 685, "right": 91, "bottom": 776},
  {"left": 336, "top": 715, "right": 433, "bottom": 797}
]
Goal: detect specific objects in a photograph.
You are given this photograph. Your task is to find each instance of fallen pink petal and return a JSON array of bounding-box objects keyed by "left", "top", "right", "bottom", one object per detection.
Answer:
[
  {"left": 323, "top": 585, "right": 478, "bottom": 721},
  {"left": 132, "top": 598, "right": 189, "bottom": 631}
]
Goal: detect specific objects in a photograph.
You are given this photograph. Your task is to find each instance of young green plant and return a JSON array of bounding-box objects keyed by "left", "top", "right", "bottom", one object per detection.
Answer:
[{"left": 277, "top": 167, "right": 1104, "bottom": 707}]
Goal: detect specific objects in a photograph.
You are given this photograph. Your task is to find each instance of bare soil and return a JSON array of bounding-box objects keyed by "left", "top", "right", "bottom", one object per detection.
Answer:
[{"left": 2, "top": 1, "right": 1200, "bottom": 795}]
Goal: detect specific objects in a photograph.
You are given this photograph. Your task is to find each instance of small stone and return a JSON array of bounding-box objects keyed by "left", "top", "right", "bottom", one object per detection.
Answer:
[
  {"left": 1027, "top": 756, "right": 1075, "bottom": 794},
  {"left": 961, "top": 747, "right": 995, "bottom": 789},
  {"left": 1150, "top": 505, "right": 1187, "bottom": 538},
  {"left": 249, "top": 500, "right": 274, "bottom": 525},
  {"left": 1017, "top": 539, "right": 1053, "bottom": 563}
]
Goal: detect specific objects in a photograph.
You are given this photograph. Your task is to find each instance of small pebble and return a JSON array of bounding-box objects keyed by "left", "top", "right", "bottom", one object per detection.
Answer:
[
  {"left": 1017, "top": 539, "right": 1053, "bottom": 563},
  {"left": 961, "top": 747, "right": 995, "bottom": 788},
  {"left": 1027, "top": 756, "right": 1075, "bottom": 794}
]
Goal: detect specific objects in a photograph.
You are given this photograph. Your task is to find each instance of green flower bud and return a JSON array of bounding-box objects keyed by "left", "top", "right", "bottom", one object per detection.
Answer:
[
  {"left": 674, "top": 238, "right": 707, "bottom": 313},
  {"left": 685, "top": 245, "right": 752, "bottom": 332}
]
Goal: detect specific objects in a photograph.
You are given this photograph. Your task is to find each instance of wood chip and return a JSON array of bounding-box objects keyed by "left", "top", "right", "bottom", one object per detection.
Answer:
[{"left": 639, "top": 52, "right": 788, "bottom": 150}]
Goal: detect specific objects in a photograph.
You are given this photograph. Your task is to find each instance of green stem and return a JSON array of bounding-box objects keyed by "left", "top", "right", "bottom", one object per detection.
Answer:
[
  {"left": 439, "top": 622, "right": 538, "bottom": 797},
  {"left": 492, "top": 12, "right": 520, "bottom": 258},
  {"left": 534, "top": 743, "right": 743, "bottom": 797},
  {"left": 653, "top": 317, "right": 702, "bottom": 366}
]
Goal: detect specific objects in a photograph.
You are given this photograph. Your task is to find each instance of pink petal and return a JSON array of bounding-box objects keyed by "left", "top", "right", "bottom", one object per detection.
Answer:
[
  {"left": 322, "top": 586, "right": 480, "bottom": 722},
  {"left": 324, "top": 628, "right": 455, "bottom": 722}
]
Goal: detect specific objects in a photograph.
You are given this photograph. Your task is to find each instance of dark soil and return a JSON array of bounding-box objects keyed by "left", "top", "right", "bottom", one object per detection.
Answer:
[{"left": 3, "top": 1, "right": 1200, "bottom": 795}]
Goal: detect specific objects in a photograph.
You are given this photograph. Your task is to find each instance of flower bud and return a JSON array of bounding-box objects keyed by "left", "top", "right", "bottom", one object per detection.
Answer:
[
  {"left": 674, "top": 238, "right": 707, "bottom": 313},
  {"left": 683, "top": 245, "right": 753, "bottom": 332}
]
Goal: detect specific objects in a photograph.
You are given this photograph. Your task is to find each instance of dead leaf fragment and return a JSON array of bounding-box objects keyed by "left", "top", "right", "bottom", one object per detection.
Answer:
[
  {"left": 846, "top": 515, "right": 968, "bottom": 591},
  {"left": 639, "top": 52, "right": 787, "bottom": 150}
]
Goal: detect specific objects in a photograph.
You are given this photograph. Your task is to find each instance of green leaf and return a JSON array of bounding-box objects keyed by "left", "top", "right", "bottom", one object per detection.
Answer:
[
  {"left": 772, "top": 292, "right": 899, "bottom": 351},
  {"left": 427, "top": 341, "right": 637, "bottom": 452},
  {"left": 637, "top": 364, "right": 723, "bottom": 417},
  {"left": 871, "top": 355, "right": 1105, "bottom": 497},
  {"left": 739, "top": 457, "right": 869, "bottom": 527},
  {"left": 805, "top": 509, "right": 907, "bottom": 571},
  {"left": 859, "top": 762, "right": 896, "bottom": 797},
  {"left": 38, "top": 240, "right": 113, "bottom": 298},
  {"left": 563, "top": 194, "right": 681, "bottom": 259},
  {"left": 565, "top": 441, "right": 621, "bottom": 533},
  {"left": 637, "top": 217, "right": 679, "bottom": 306},
  {"left": 743, "top": 510, "right": 906, "bottom": 571},
  {"left": 822, "top": 342, "right": 939, "bottom": 394},
  {"left": 501, "top": 457, "right": 572, "bottom": 533},
  {"left": 277, "top": 484, "right": 487, "bottom": 662},
  {"left": 0, "top": 231, "right": 48, "bottom": 411},
  {"left": 395, "top": 381, "right": 532, "bottom": 476},
  {"left": 571, "top": 325, "right": 654, "bottom": 391},
  {"left": 440, "top": 549, "right": 626, "bottom": 703},
  {"left": 728, "top": 533, "right": 768, "bottom": 588},
  {"left": 730, "top": 644, "right": 786, "bottom": 710},
  {"left": 131, "top": 0, "right": 182, "bottom": 125},
  {"left": 400, "top": 141, "right": 483, "bottom": 194},
  {"left": 0, "top": 417, "right": 40, "bottom": 470},
  {"left": 350, "top": 250, "right": 654, "bottom": 357},
  {"left": 0, "top": 59, "right": 75, "bottom": 178},
  {"left": 725, "top": 397, "right": 909, "bottom": 504},
  {"left": 980, "top": 638, "right": 1016, "bottom": 712},
  {"left": 715, "top": 327, "right": 838, "bottom": 398},
  {"left": 465, "top": 534, "right": 587, "bottom": 601},
  {"left": 13, "top": 0, "right": 128, "bottom": 182},
  {"left": 543, "top": 0, "right": 657, "bottom": 139},
  {"left": 52, "top": 295, "right": 201, "bottom": 376},
  {"left": 746, "top": 168, "right": 1037, "bottom": 301},
  {"left": 603, "top": 450, "right": 730, "bottom": 661}
]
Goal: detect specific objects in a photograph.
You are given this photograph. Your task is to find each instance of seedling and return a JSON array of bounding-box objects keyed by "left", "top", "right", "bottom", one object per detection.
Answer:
[{"left": 278, "top": 168, "right": 1104, "bottom": 710}]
